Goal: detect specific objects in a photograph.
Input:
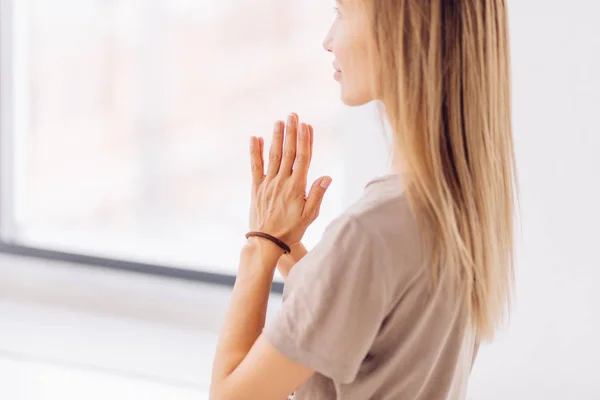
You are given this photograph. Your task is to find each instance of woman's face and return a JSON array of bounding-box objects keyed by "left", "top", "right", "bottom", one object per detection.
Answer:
[{"left": 323, "top": 0, "right": 375, "bottom": 106}]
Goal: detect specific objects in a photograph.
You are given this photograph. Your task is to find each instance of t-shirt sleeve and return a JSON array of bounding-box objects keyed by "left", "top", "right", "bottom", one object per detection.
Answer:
[{"left": 263, "top": 215, "right": 391, "bottom": 383}]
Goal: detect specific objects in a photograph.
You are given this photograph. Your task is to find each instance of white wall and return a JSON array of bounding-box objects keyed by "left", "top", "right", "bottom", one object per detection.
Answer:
[{"left": 343, "top": 1, "right": 600, "bottom": 398}]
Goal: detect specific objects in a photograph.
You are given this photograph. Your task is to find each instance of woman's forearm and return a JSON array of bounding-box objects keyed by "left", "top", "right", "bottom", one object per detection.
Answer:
[
  {"left": 277, "top": 242, "right": 308, "bottom": 279},
  {"left": 211, "top": 238, "right": 282, "bottom": 390}
]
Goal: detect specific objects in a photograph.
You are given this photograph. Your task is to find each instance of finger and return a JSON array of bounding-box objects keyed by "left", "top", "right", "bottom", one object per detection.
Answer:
[
  {"left": 280, "top": 114, "right": 298, "bottom": 176},
  {"left": 304, "top": 176, "right": 332, "bottom": 220},
  {"left": 308, "top": 124, "right": 314, "bottom": 163},
  {"left": 259, "top": 137, "right": 265, "bottom": 167},
  {"left": 266, "top": 121, "right": 284, "bottom": 179},
  {"left": 250, "top": 136, "right": 264, "bottom": 189},
  {"left": 292, "top": 123, "right": 311, "bottom": 183}
]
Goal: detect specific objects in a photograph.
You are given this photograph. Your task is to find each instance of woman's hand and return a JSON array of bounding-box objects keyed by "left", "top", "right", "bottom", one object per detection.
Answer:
[{"left": 249, "top": 113, "right": 332, "bottom": 249}]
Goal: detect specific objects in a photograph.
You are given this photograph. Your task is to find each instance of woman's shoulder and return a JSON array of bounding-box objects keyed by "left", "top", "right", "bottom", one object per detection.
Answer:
[
  {"left": 340, "top": 189, "right": 427, "bottom": 291},
  {"left": 344, "top": 186, "right": 419, "bottom": 251}
]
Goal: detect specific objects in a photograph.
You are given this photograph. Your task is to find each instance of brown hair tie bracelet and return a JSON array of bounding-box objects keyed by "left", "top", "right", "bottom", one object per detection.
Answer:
[{"left": 245, "top": 232, "right": 291, "bottom": 254}]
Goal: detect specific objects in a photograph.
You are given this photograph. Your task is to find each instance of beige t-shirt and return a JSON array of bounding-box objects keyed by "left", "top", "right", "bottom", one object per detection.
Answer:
[{"left": 263, "top": 173, "right": 479, "bottom": 400}]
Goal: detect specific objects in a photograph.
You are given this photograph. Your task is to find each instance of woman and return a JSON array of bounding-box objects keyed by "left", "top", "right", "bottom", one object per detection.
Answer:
[{"left": 210, "top": 0, "right": 517, "bottom": 399}]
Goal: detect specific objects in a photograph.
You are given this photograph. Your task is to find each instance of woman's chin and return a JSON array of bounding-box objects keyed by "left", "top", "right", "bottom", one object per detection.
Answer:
[{"left": 340, "top": 90, "right": 374, "bottom": 107}]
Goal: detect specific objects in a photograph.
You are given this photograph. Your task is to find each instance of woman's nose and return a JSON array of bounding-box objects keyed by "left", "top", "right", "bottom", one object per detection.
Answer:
[{"left": 322, "top": 27, "right": 333, "bottom": 52}]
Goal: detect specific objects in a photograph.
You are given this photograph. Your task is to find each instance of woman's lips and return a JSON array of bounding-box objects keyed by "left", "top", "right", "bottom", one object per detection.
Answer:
[{"left": 333, "top": 62, "right": 342, "bottom": 80}]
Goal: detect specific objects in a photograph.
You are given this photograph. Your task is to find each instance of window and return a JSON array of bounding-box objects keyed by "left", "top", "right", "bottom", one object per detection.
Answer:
[{"left": 0, "top": 0, "right": 390, "bottom": 279}]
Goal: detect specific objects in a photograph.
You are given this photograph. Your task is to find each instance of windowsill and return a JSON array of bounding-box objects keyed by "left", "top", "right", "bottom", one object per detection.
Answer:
[{"left": 0, "top": 252, "right": 283, "bottom": 393}]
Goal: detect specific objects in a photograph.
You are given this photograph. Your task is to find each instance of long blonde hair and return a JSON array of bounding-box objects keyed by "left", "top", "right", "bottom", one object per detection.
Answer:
[{"left": 365, "top": 0, "right": 517, "bottom": 341}]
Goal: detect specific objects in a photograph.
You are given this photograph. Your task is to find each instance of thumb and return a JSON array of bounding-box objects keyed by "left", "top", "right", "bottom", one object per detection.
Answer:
[{"left": 304, "top": 176, "right": 332, "bottom": 220}]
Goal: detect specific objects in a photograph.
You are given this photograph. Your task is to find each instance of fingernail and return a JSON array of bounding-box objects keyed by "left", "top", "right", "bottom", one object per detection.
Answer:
[
  {"left": 320, "top": 178, "right": 332, "bottom": 189},
  {"left": 274, "top": 121, "right": 281, "bottom": 131},
  {"left": 288, "top": 114, "right": 296, "bottom": 124},
  {"left": 250, "top": 137, "right": 255, "bottom": 148}
]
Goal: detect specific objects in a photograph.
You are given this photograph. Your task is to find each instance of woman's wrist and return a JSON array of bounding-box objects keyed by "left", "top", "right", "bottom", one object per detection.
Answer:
[
  {"left": 289, "top": 242, "right": 308, "bottom": 262},
  {"left": 277, "top": 242, "right": 308, "bottom": 279},
  {"left": 243, "top": 236, "right": 285, "bottom": 267}
]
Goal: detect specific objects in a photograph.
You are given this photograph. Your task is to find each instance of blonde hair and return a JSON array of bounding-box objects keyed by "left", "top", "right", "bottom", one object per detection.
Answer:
[{"left": 365, "top": 0, "right": 517, "bottom": 341}]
